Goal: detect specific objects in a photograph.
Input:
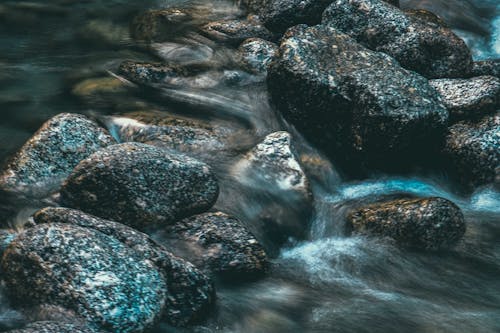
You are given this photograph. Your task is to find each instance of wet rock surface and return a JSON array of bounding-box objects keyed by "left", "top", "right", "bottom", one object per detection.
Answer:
[
  {"left": 60, "top": 142, "right": 219, "bottom": 230},
  {"left": 322, "top": 0, "right": 473, "bottom": 79},
  {"left": 444, "top": 113, "right": 500, "bottom": 189},
  {"left": 33, "top": 207, "right": 216, "bottom": 327},
  {"left": 241, "top": 0, "right": 333, "bottom": 33},
  {"left": 267, "top": 24, "right": 448, "bottom": 168},
  {"left": 0, "top": 113, "right": 114, "bottom": 197},
  {"left": 347, "top": 197, "right": 466, "bottom": 250},
  {"left": 162, "top": 212, "right": 268, "bottom": 279},
  {"left": 1, "top": 223, "right": 167, "bottom": 332},
  {"left": 201, "top": 18, "right": 275, "bottom": 45},
  {"left": 6, "top": 321, "right": 104, "bottom": 333},
  {"left": 238, "top": 38, "right": 278, "bottom": 74},
  {"left": 429, "top": 76, "right": 500, "bottom": 121}
]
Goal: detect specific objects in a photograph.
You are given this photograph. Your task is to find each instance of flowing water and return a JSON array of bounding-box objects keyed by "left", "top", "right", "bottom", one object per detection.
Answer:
[{"left": 0, "top": 0, "right": 499, "bottom": 332}]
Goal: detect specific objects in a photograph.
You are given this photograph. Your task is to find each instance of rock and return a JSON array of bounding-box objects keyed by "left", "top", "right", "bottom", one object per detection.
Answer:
[
  {"left": 0, "top": 113, "right": 114, "bottom": 197},
  {"left": 384, "top": 0, "right": 399, "bottom": 6},
  {"left": 347, "top": 197, "right": 466, "bottom": 250},
  {"left": 2, "top": 223, "right": 167, "bottom": 332},
  {"left": 322, "top": 0, "right": 473, "bottom": 79},
  {"left": 33, "top": 207, "right": 215, "bottom": 326},
  {"left": 162, "top": 212, "right": 268, "bottom": 279},
  {"left": 71, "top": 76, "right": 131, "bottom": 108},
  {"left": 472, "top": 59, "right": 500, "bottom": 78},
  {"left": 6, "top": 321, "right": 103, "bottom": 333},
  {"left": 130, "top": 8, "right": 195, "bottom": 42},
  {"left": 267, "top": 24, "right": 448, "bottom": 168},
  {"left": 444, "top": 113, "right": 499, "bottom": 189},
  {"left": 429, "top": 76, "right": 500, "bottom": 121},
  {"left": 200, "top": 18, "right": 275, "bottom": 46},
  {"left": 59, "top": 142, "right": 219, "bottom": 230},
  {"left": 241, "top": 0, "right": 334, "bottom": 33},
  {"left": 238, "top": 38, "right": 278, "bottom": 74}
]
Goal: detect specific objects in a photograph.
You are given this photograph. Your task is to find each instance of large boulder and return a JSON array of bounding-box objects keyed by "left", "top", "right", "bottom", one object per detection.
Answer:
[
  {"left": 322, "top": 0, "right": 473, "bottom": 79},
  {"left": 0, "top": 113, "right": 114, "bottom": 197},
  {"left": 429, "top": 76, "right": 500, "bottom": 121},
  {"left": 267, "top": 24, "right": 448, "bottom": 168},
  {"left": 162, "top": 212, "right": 269, "bottom": 279},
  {"left": 346, "top": 197, "right": 466, "bottom": 250},
  {"left": 33, "top": 207, "right": 215, "bottom": 326},
  {"left": 59, "top": 143, "right": 219, "bottom": 230},
  {"left": 443, "top": 113, "right": 499, "bottom": 189},
  {"left": 6, "top": 321, "right": 103, "bottom": 333},
  {"left": 200, "top": 17, "right": 275, "bottom": 46},
  {"left": 241, "top": 0, "right": 333, "bottom": 32},
  {"left": 1, "top": 223, "right": 167, "bottom": 332}
]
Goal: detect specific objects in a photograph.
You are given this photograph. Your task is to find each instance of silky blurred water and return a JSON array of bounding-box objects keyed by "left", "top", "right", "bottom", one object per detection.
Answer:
[{"left": 0, "top": 1, "right": 499, "bottom": 332}]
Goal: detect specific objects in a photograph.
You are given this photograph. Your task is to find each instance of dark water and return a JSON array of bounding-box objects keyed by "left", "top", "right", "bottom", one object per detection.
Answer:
[{"left": 0, "top": 0, "right": 499, "bottom": 332}]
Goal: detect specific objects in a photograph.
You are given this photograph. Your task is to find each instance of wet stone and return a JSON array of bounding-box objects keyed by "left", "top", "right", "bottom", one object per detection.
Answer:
[
  {"left": 267, "top": 24, "right": 448, "bottom": 168},
  {"left": 0, "top": 113, "right": 114, "bottom": 197},
  {"left": 347, "top": 197, "right": 466, "bottom": 250},
  {"left": 429, "top": 76, "right": 500, "bottom": 121},
  {"left": 5, "top": 321, "right": 104, "bottom": 333},
  {"left": 201, "top": 18, "right": 275, "bottom": 46},
  {"left": 472, "top": 59, "right": 500, "bottom": 78},
  {"left": 162, "top": 212, "right": 269, "bottom": 279},
  {"left": 238, "top": 38, "right": 278, "bottom": 74},
  {"left": 33, "top": 207, "right": 216, "bottom": 327},
  {"left": 322, "top": 0, "right": 473, "bottom": 78},
  {"left": 59, "top": 142, "right": 219, "bottom": 230},
  {"left": 444, "top": 113, "right": 500, "bottom": 189},
  {"left": 1, "top": 223, "right": 167, "bottom": 333}
]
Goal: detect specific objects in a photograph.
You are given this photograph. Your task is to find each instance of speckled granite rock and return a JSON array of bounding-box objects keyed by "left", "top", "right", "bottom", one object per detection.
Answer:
[
  {"left": 6, "top": 321, "right": 103, "bottom": 333},
  {"left": 472, "top": 59, "right": 500, "bottom": 78},
  {"left": 1, "top": 223, "right": 167, "bottom": 332},
  {"left": 59, "top": 143, "right": 219, "bottom": 230},
  {"left": 347, "top": 197, "right": 466, "bottom": 250},
  {"left": 322, "top": 0, "right": 473, "bottom": 79},
  {"left": 241, "top": 0, "right": 333, "bottom": 32},
  {"left": 0, "top": 113, "right": 114, "bottom": 197},
  {"left": 429, "top": 76, "right": 499, "bottom": 121},
  {"left": 444, "top": 113, "right": 499, "bottom": 189},
  {"left": 267, "top": 24, "right": 448, "bottom": 167},
  {"left": 33, "top": 207, "right": 215, "bottom": 326},
  {"left": 118, "top": 61, "right": 193, "bottom": 85},
  {"left": 130, "top": 8, "right": 194, "bottom": 42},
  {"left": 201, "top": 18, "right": 275, "bottom": 45},
  {"left": 238, "top": 38, "right": 278, "bottom": 74},
  {"left": 163, "top": 212, "right": 268, "bottom": 279}
]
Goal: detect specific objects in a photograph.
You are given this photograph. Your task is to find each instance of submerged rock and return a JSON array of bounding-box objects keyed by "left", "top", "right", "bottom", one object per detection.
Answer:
[
  {"left": 347, "top": 197, "right": 466, "bottom": 250},
  {"left": 241, "top": 0, "right": 333, "bottom": 32},
  {"left": 130, "top": 8, "right": 195, "bottom": 42},
  {"left": 60, "top": 143, "right": 219, "bottom": 230},
  {"left": 472, "top": 59, "right": 500, "bottom": 78},
  {"left": 201, "top": 18, "right": 274, "bottom": 45},
  {"left": 2, "top": 223, "right": 167, "bottom": 332},
  {"left": 33, "top": 207, "right": 215, "bottom": 326},
  {"left": 444, "top": 113, "right": 499, "bottom": 189},
  {"left": 0, "top": 113, "right": 114, "bottom": 197},
  {"left": 238, "top": 38, "right": 278, "bottom": 74},
  {"left": 6, "top": 321, "right": 103, "bottom": 333},
  {"left": 163, "top": 212, "right": 269, "bottom": 279},
  {"left": 429, "top": 76, "right": 500, "bottom": 121},
  {"left": 322, "top": 0, "right": 473, "bottom": 78},
  {"left": 267, "top": 24, "right": 448, "bottom": 168}
]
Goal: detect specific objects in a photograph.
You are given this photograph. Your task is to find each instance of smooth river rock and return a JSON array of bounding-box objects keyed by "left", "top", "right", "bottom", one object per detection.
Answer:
[
  {"left": 322, "top": 0, "right": 473, "bottom": 78},
  {"left": 347, "top": 197, "right": 466, "bottom": 250},
  {"left": 60, "top": 142, "right": 219, "bottom": 230}
]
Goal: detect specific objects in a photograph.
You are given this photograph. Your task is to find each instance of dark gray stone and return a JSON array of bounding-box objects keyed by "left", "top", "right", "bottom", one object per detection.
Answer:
[
  {"left": 472, "top": 59, "right": 500, "bottom": 78},
  {"left": 267, "top": 24, "right": 448, "bottom": 167},
  {"left": 238, "top": 38, "right": 278, "bottom": 74},
  {"left": 6, "top": 321, "right": 103, "bottom": 333},
  {"left": 33, "top": 207, "right": 215, "bottom": 326},
  {"left": 241, "top": 0, "right": 333, "bottom": 32},
  {"left": 163, "top": 212, "right": 269, "bottom": 279},
  {"left": 430, "top": 76, "right": 500, "bottom": 121},
  {"left": 0, "top": 113, "right": 114, "bottom": 197},
  {"left": 201, "top": 17, "right": 275, "bottom": 45},
  {"left": 347, "top": 197, "right": 466, "bottom": 250},
  {"left": 322, "top": 0, "right": 473, "bottom": 79},
  {"left": 444, "top": 113, "right": 500, "bottom": 189},
  {"left": 59, "top": 143, "right": 219, "bottom": 230},
  {"left": 1, "top": 223, "right": 167, "bottom": 332}
]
